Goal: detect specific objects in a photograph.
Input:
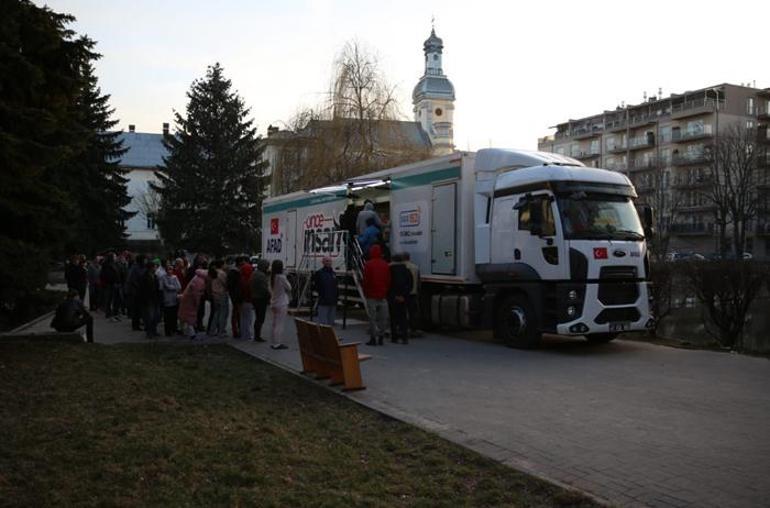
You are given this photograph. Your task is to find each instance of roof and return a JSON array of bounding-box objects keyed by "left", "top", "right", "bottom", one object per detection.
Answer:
[
  {"left": 413, "top": 75, "right": 456, "bottom": 102},
  {"left": 116, "top": 132, "right": 168, "bottom": 168},
  {"left": 304, "top": 119, "right": 432, "bottom": 149},
  {"left": 496, "top": 164, "right": 634, "bottom": 194}
]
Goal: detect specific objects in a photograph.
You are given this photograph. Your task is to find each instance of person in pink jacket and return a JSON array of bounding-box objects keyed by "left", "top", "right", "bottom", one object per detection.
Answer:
[{"left": 178, "top": 269, "right": 207, "bottom": 339}]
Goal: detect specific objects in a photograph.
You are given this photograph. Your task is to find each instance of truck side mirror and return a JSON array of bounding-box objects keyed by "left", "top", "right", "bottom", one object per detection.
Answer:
[
  {"left": 529, "top": 201, "right": 544, "bottom": 236},
  {"left": 640, "top": 204, "right": 655, "bottom": 238}
]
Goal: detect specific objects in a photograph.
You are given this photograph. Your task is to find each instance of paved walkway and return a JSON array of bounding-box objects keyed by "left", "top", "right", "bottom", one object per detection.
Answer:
[{"left": 11, "top": 307, "right": 770, "bottom": 507}]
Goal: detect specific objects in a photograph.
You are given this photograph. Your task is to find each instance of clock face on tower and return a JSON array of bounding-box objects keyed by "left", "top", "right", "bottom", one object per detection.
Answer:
[{"left": 435, "top": 108, "right": 443, "bottom": 116}]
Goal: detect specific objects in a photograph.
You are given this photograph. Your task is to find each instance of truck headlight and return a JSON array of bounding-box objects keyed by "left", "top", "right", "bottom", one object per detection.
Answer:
[
  {"left": 568, "top": 290, "right": 578, "bottom": 301},
  {"left": 567, "top": 305, "right": 577, "bottom": 317}
]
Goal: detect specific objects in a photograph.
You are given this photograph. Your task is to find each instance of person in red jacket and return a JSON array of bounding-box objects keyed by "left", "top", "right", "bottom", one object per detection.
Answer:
[{"left": 363, "top": 244, "right": 391, "bottom": 345}]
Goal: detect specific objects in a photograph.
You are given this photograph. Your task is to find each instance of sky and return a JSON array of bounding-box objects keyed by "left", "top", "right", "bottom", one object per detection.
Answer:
[{"left": 45, "top": 0, "right": 770, "bottom": 151}]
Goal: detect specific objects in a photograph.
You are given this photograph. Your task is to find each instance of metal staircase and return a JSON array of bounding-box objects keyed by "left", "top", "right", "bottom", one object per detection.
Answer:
[{"left": 291, "top": 230, "right": 371, "bottom": 325}]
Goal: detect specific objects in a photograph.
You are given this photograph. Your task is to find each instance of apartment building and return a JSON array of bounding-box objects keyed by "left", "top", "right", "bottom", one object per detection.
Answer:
[{"left": 538, "top": 83, "right": 770, "bottom": 259}]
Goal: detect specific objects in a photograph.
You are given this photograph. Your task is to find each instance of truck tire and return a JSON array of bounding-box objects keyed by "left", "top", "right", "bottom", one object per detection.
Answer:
[
  {"left": 496, "top": 294, "right": 541, "bottom": 349},
  {"left": 586, "top": 333, "right": 617, "bottom": 344}
]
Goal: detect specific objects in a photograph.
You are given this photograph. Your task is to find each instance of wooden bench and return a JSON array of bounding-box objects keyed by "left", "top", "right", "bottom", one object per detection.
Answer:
[{"left": 294, "top": 318, "right": 371, "bottom": 391}]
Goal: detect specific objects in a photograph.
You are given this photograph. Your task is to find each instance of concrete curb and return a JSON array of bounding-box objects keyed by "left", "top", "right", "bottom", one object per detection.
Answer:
[
  {"left": 226, "top": 342, "right": 612, "bottom": 507},
  {"left": 7, "top": 310, "right": 56, "bottom": 335}
]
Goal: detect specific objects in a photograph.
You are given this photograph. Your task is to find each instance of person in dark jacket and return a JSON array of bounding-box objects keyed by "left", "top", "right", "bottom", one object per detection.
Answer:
[
  {"left": 100, "top": 253, "right": 120, "bottom": 320},
  {"left": 139, "top": 259, "right": 161, "bottom": 338},
  {"left": 363, "top": 244, "right": 390, "bottom": 345},
  {"left": 51, "top": 290, "right": 93, "bottom": 342},
  {"left": 388, "top": 254, "right": 413, "bottom": 344},
  {"left": 226, "top": 258, "right": 243, "bottom": 338},
  {"left": 250, "top": 259, "right": 270, "bottom": 341},
  {"left": 313, "top": 256, "right": 338, "bottom": 326},
  {"left": 125, "top": 254, "right": 146, "bottom": 330},
  {"left": 65, "top": 255, "right": 87, "bottom": 300}
]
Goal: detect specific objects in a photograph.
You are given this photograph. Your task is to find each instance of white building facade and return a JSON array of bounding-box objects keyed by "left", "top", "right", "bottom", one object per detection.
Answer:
[{"left": 118, "top": 125, "right": 167, "bottom": 250}]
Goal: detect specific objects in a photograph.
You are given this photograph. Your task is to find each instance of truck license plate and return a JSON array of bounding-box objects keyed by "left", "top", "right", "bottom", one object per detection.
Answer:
[{"left": 609, "top": 322, "right": 631, "bottom": 332}]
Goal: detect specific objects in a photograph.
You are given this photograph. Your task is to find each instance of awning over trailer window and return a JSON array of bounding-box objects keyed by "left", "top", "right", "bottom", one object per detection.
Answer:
[{"left": 308, "top": 177, "right": 391, "bottom": 195}]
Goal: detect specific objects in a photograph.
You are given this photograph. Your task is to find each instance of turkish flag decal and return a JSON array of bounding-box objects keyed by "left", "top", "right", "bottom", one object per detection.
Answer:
[
  {"left": 593, "top": 247, "right": 608, "bottom": 259},
  {"left": 270, "top": 218, "right": 279, "bottom": 235}
]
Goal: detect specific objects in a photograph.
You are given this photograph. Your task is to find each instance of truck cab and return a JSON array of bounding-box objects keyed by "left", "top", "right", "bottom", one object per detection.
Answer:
[{"left": 474, "top": 150, "right": 654, "bottom": 348}]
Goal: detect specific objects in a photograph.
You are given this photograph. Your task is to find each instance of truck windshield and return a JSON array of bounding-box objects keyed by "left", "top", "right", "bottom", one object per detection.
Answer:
[{"left": 557, "top": 193, "right": 644, "bottom": 241}]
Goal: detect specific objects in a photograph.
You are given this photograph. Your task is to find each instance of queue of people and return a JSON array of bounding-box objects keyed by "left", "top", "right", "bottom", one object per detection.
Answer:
[{"left": 55, "top": 252, "right": 294, "bottom": 348}]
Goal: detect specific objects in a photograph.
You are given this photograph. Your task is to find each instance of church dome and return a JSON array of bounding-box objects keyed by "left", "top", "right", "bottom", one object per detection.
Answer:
[
  {"left": 412, "top": 75, "right": 455, "bottom": 103},
  {"left": 423, "top": 28, "right": 443, "bottom": 54}
]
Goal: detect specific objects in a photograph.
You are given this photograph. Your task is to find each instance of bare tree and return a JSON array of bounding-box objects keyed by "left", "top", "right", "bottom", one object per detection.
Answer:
[
  {"left": 704, "top": 124, "right": 760, "bottom": 257},
  {"left": 134, "top": 185, "right": 161, "bottom": 224},
  {"left": 269, "top": 40, "right": 432, "bottom": 194},
  {"left": 642, "top": 169, "right": 683, "bottom": 262}
]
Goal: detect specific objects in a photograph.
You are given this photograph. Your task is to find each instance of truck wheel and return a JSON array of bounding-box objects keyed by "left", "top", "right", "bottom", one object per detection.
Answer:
[
  {"left": 496, "top": 295, "right": 541, "bottom": 349},
  {"left": 586, "top": 333, "right": 617, "bottom": 344}
]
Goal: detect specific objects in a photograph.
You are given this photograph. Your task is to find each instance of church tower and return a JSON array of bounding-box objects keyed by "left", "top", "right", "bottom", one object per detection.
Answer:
[{"left": 412, "top": 27, "right": 455, "bottom": 155}]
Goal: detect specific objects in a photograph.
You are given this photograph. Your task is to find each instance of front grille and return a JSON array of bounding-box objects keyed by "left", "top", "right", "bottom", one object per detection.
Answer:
[
  {"left": 600, "top": 266, "right": 638, "bottom": 279},
  {"left": 598, "top": 266, "right": 639, "bottom": 304},
  {"left": 595, "top": 307, "right": 640, "bottom": 324}
]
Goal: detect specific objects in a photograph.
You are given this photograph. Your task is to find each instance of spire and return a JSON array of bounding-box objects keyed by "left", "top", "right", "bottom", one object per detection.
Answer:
[{"left": 423, "top": 27, "right": 444, "bottom": 56}]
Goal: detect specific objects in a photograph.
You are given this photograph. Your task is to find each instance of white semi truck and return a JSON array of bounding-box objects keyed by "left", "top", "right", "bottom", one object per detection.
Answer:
[{"left": 261, "top": 148, "right": 655, "bottom": 348}]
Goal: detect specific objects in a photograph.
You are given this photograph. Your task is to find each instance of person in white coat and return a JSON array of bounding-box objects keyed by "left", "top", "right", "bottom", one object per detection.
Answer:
[{"left": 269, "top": 259, "right": 291, "bottom": 350}]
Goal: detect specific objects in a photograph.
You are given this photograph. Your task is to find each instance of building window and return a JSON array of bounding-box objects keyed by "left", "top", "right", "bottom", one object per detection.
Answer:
[
  {"left": 747, "top": 120, "right": 755, "bottom": 129},
  {"left": 147, "top": 213, "right": 156, "bottom": 230},
  {"left": 747, "top": 97, "right": 755, "bottom": 115}
]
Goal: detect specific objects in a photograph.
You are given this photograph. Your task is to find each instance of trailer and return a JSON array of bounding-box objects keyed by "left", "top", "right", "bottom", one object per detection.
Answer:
[{"left": 261, "top": 148, "right": 654, "bottom": 348}]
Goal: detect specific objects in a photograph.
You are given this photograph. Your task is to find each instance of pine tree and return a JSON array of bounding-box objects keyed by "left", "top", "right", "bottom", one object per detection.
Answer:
[
  {"left": 0, "top": 0, "right": 95, "bottom": 310},
  {"left": 65, "top": 62, "right": 130, "bottom": 255},
  {"left": 154, "top": 63, "right": 267, "bottom": 256}
]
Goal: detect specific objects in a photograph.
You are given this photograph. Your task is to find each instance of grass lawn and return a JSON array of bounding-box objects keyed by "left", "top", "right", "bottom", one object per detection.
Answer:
[{"left": 0, "top": 342, "right": 598, "bottom": 507}]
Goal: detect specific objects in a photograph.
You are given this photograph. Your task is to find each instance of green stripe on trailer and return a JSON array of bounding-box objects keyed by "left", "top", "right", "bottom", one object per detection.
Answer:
[
  {"left": 263, "top": 192, "right": 347, "bottom": 214},
  {"left": 391, "top": 166, "right": 461, "bottom": 189}
]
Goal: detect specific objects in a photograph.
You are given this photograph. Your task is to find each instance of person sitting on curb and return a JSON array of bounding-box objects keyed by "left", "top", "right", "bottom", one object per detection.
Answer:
[{"left": 51, "top": 289, "right": 94, "bottom": 343}]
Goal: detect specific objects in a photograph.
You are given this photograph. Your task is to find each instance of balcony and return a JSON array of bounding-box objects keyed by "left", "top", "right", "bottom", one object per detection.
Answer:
[
  {"left": 670, "top": 223, "right": 715, "bottom": 236},
  {"left": 572, "top": 126, "right": 602, "bottom": 140},
  {"left": 628, "top": 136, "right": 655, "bottom": 151},
  {"left": 573, "top": 149, "right": 601, "bottom": 160},
  {"left": 679, "top": 203, "right": 716, "bottom": 213},
  {"left": 672, "top": 175, "right": 712, "bottom": 189},
  {"left": 628, "top": 115, "right": 658, "bottom": 128},
  {"left": 628, "top": 157, "right": 659, "bottom": 172},
  {"left": 607, "top": 144, "right": 628, "bottom": 154},
  {"left": 672, "top": 152, "right": 708, "bottom": 166},
  {"left": 758, "top": 89, "right": 770, "bottom": 99},
  {"left": 606, "top": 119, "right": 628, "bottom": 132},
  {"left": 671, "top": 98, "right": 721, "bottom": 120},
  {"left": 758, "top": 108, "right": 770, "bottom": 122},
  {"left": 672, "top": 125, "right": 714, "bottom": 143}
]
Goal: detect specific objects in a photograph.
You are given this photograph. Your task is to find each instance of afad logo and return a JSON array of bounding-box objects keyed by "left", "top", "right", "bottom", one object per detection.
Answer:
[
  {"left": 270, "top": 218, "right": 280, "bottom": 235},
  {"left": 399, "top": 207, "right": 421, "bottom": 228}
]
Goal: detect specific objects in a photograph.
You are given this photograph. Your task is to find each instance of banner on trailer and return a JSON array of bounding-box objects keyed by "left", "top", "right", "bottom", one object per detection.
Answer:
[{"left": 392, "top": 200, "right": 429, "bottom": 254}]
